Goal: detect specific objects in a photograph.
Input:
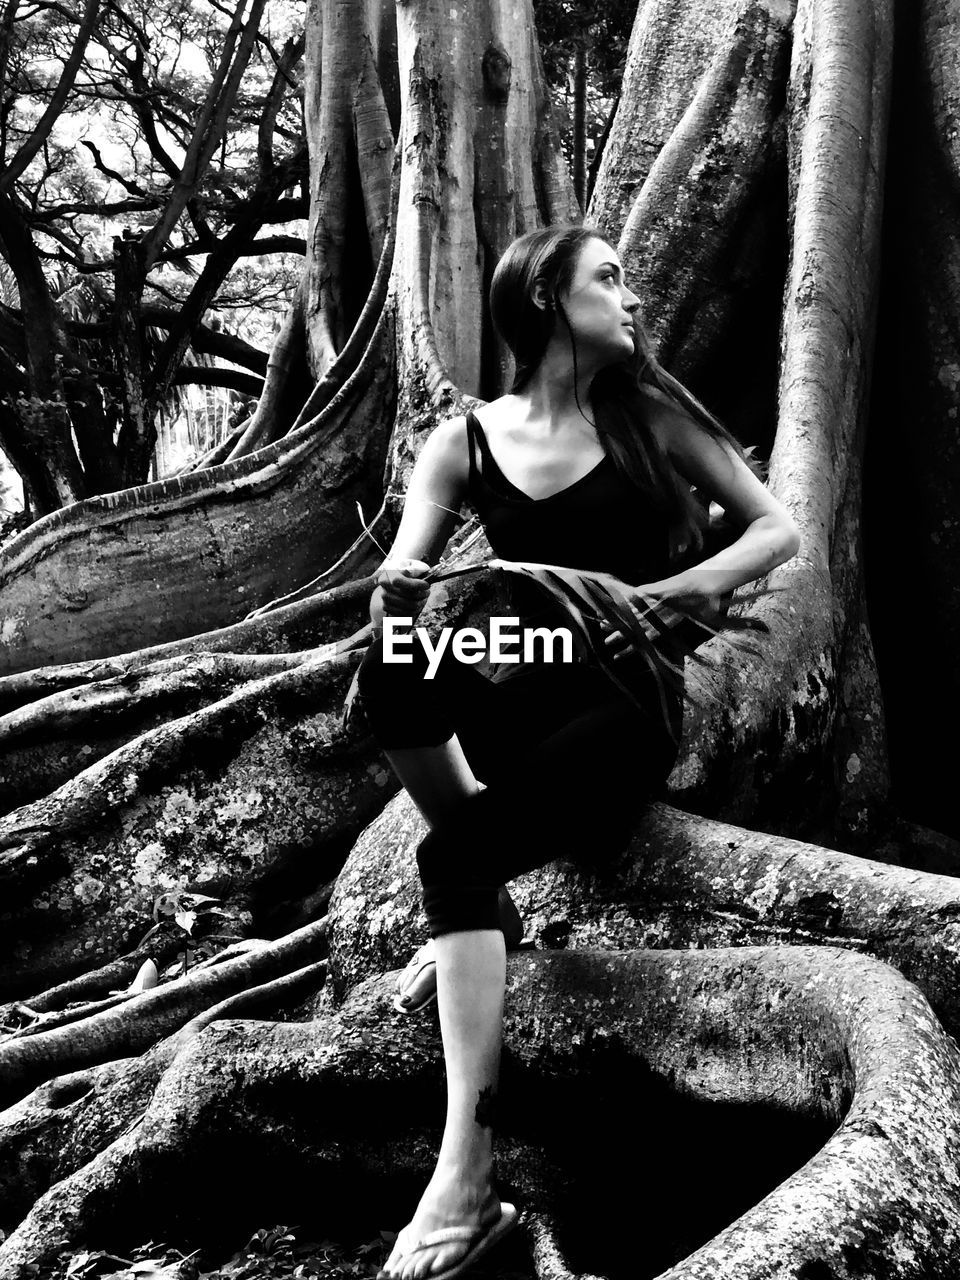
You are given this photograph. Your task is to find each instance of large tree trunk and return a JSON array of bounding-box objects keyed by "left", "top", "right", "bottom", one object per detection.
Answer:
[
  {"left": 0, "top": 0, "right": 574, "bottom": 675},
  {"left": 590, "top": 0, "right": 893, "bottom": 850},
  {"left": 1, "top": 0, "right": 958, "bottom": 1271}
]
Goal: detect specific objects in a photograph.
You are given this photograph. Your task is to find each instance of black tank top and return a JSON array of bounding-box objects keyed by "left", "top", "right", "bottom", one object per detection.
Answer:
[{"left": 464, "top": 410, "right": 676, "bottom": 677}]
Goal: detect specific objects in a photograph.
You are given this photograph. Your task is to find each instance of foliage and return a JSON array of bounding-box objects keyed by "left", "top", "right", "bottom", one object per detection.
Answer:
[
  {"left": 0, "top": 0, "right": 639, "bottom": 509},
  {"left": 5, "top": 0, "right": 305, "bottom": 312},
  {"left": 0, "top": 0, "right": 307, "bottom": 505},
  {"left": 534, "top": 0, "right": 635, "bottom": 96},
  {"left": 12, "top": 1225, "right": 397, "bottom": 1280},
  {"left": 532, "top": 0, "right": 636, "bottom": 186}
]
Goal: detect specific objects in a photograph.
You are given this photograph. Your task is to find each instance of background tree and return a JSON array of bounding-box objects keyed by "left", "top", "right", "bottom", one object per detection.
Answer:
[
  {"left": 533, "top": 0, "right": 636, "bottom": 208},
  {"left": 0, "top": 0, "right": 306, "bottom": 513},
  {"left": 1, "top": 0, "right": 960, "bottom": 1274}
]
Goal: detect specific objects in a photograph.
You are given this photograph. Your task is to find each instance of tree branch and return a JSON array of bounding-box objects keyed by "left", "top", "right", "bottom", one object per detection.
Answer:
[
  {"left": 78, "top": 140, "right": 154, "bottom": 199},
  {"left": 0, "top": 0, "right": 101, "bottom": 194},
  {"left": 141, "top": 308, "right": 268, "bottom": 372},
  {"left": 146, "top": 146, "right": 305, "bottom": 404},
  {"left": 140, "top": 0, "right": 268, "bottom": 272},
  {"left": 0, "top": 0, "right": 21, "bottom": 153},
  {"left": 257, "top": 33, "right": 304, "bottom": 175},
  {"left": 173, "top": 366, "right": 263, "bottom": 393},
  {"left": 239, "top": 234, "right": 306, "bottom": 256},
  {"left": 32, "top": 196, "right": 158, "bottom": 222}
]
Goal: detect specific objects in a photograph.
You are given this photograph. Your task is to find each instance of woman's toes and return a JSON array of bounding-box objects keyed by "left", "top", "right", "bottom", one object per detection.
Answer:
[
  {"left": 403, "top": 968, "right": 436, "bottom": 1006},
  {"left": 403, "top": 1240, "right": 466, "bottom": 1280}
]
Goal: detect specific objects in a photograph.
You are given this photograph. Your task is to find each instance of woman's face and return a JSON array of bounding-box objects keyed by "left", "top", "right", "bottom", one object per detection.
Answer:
[{"left": 554, "top": 237, "right": 640, "bottom": 365}]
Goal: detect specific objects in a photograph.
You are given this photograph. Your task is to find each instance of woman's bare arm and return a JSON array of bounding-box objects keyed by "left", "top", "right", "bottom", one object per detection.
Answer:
[
  {"left": 368, "top": 416, "right": 471, "bottom": 630},
  {"left": 381, "top": 415, "right": 471, "bottom": 568},
  {"left": 644, "top": 389, "right": 801, "bottom": 600}
]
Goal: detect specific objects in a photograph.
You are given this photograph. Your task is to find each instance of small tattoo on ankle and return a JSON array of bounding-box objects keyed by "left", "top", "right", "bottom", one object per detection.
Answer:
[{"left": 475, "top": 1085, "right": 497, "bottom": 1129}]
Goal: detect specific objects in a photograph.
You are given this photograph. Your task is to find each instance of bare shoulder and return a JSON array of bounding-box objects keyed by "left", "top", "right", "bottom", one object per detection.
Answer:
[
  {"left": 415, "top": 413, "right": 471, "bottom": 490},
  {"left": 639, "top": 384, "right": 720, "bottom": 460},
  {"left": 424, "top": 399, "right": 505, "bottom": 472},
  {"left": 639, "top": 383, "right": 689, "bottom": 437},
  {"left": 426, "top": 412, "right": 470, "bottom": 452},
  {"left": 469, "top": 394, "right": 522, "bottom": 430}
]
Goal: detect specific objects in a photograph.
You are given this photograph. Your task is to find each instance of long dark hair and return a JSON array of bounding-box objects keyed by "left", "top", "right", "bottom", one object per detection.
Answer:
[{"left": 488, "top": 223, "right": 747, "bottom": 562}]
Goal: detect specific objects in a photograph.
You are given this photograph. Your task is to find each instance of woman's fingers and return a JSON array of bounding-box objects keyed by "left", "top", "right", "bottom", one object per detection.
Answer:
[
  {"left": 380, "top": 557, "right": 431, "bottom": 580},
  {"left": 382, "top": 585, "right": 430, "bottom": 612},
  {"left": 382, "top": 579, "right": 430, "bottom": 600},
  {"left": 376, "top": 560, "right": 432, "bottom": 617},
  {"left": 601, "top": 626, "right": 636, "bottom": 660}
]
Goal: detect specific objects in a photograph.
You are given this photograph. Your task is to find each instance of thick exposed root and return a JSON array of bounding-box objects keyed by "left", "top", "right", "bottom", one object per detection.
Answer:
[
  {"left": 1, "top": 946, "right": 958, "bottom": 1278},
  {"left": 329, "top": 789, "right": 960, "bottom": 1043},
  {"left": 0, "top": 918, "right": 328, "bottom": 1106},
  {"left": 0, "top": 652, "right": 374, "bottom": 1000},
  {"left": 0, "top": 957, "right": 327, "bottom": 1221},
  {"left": 0, "top": 577, "right": 373, "bottom": 718},
  {"left": 0, "top": 309, "right": 397, "bottom": 673},
  {"left": 0, "top": 560, "right": 501, "bottom": 1002}
]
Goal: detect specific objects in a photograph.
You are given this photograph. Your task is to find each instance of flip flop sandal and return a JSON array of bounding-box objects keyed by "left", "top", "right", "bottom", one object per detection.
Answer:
[
  {"left": 377, "top": 1203, "right": 518, "bottom": 1280},
  {"left": 394, "top": 939, "right": 437, "bottom": 1014}
]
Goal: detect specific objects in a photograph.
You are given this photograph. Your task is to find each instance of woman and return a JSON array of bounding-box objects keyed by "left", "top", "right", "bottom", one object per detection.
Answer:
[{"left": 356, "top": 224, "right": 800, "bottom": 1280}]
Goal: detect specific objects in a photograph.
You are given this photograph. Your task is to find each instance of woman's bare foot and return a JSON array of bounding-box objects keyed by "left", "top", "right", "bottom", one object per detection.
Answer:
[{"left": 379, "top": 1169, "right": 502, "bottom": 1280}]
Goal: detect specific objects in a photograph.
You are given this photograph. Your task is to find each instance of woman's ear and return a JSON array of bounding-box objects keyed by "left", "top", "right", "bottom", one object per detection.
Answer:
[{"left": 532, "top": 280, "right": 554, "bottom": 312}]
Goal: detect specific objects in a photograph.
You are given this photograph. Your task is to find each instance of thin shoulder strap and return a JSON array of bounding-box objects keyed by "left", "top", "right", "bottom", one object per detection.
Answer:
[{"left": 465, "top": 409, "right": 481, "bottom": 481}]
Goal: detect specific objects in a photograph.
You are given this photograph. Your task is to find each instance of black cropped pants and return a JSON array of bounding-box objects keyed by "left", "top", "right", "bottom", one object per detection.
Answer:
[{"left": 355, "top": 628, "right": 682, "bottom": 938}]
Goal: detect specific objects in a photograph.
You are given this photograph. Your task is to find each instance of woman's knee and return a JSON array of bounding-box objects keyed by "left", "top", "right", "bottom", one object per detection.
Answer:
[
  {"left": 356, "top": 632, "right": 428, "bottom": 703},
  {"left": 416, "top": 824, "right": 501, "bottom": 937},
  {"left": 355, "top": 633, "right": 459, "bottom": 749}
]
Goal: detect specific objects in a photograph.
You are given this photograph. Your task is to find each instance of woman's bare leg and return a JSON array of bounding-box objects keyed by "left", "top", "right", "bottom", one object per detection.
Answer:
[
  {"left": 376, "top": 738, "right": 514, "bottom": 1276},
  {"left": 381, "top": 928, "right": 506, "bottom": 1280},
  {"left": 385, "top": 736, "right": 482, "bottom": 825}
]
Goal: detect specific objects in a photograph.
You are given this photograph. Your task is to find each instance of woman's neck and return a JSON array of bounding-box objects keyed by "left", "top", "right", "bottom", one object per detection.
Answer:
[{"left": 514, "top": 351, "right": 597, "bottom": 431}]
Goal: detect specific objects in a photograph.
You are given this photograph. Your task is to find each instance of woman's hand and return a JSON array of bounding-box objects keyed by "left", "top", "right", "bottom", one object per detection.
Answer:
[
  {"left": 600, "top": 574, "right": 723, "bottom": 660},
  {"left": 370, "top": 558, "right": 433, "bottom": 632}
]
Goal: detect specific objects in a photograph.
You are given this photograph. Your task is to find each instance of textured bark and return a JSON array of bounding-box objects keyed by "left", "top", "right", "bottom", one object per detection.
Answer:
[
  {"left": 328, "top": 789, "right": 960, "bottom": 1040},
  {"left": 0, "top": 958, "right": 327, "bottom": 1225},
  {"left": 1, "top": 947, "right": 959, "bottom": 1278},
  {"left": 587, "top": 0, "right": 894, "bottom": 844},
  {"left": 0, "top": 0, "right": 958, "bottom": 1270},
  {"left": 0, "top": 329, "right": 396, "bottom": 672},
  {"left": 383, "top": 0, "right": 578, "bottom": 502},
  {"left": 0, "top": 919, "right": 327, "bottom": 1106},
  {"left": 596, "top": 0, "right": 793, "bottom": 383},
  {"left": 0, "top": 563, "right": 495, "bottom": 998},
  {"left": 302, "top": 0, "right": 394, "bottom": 375}
]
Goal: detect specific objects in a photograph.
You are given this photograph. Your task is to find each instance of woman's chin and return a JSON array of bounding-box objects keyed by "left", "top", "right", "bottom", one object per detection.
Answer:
[{"left": 614, "top": 335, "right": 637, "bottom": 363}]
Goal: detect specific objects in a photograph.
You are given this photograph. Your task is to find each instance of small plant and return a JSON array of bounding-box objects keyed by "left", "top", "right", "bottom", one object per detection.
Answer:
[{"left": 148, "top": 890, "right": 226, "bottom": 977}]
